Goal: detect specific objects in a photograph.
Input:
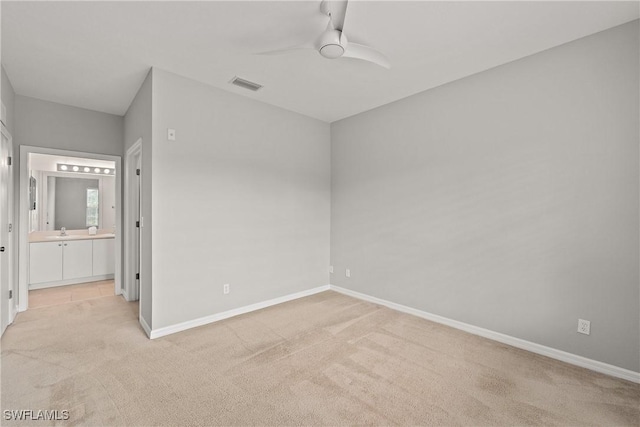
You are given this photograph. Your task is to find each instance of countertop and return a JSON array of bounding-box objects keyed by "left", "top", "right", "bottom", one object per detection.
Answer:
[{"left": 29, "top": 231, "right": 115, "bottom": 243}]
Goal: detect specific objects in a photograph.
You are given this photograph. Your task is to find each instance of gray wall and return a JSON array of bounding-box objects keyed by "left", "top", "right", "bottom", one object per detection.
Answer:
[
  {"left": 15, "top": 95, "right": 123, "bottom": 156},
  {"left": 151, "top": 69, "right": 330, "bottom": 329},
  {"left": 53, "top": 177, "right": 99, "bottom": 230},
  {"left": 123, "top": 69, "right": 153, "bottom": 328},
  {"left": 330, "top": 21, "right": 639, "bottom": 372}
]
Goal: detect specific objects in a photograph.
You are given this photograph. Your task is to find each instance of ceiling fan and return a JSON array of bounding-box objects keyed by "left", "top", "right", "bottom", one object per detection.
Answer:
[{"left": 258, "top": 0, "right": 390, "bottom": 69}]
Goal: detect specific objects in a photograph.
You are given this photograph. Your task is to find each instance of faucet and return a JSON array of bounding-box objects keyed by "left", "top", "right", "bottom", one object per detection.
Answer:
[{"left": 60, "top": 227, "right": 67, "bottom": 236}]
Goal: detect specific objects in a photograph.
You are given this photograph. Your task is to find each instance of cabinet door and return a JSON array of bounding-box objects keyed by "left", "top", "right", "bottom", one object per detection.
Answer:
[
  {"left": 62, "top": 240, "right": 93, "bottom": 280},
  {"left": 29, "top": 242, "right": 63, "bottom": 284},
  {"left": 92, "top": 238, "right": 115, "bottom": 276}
]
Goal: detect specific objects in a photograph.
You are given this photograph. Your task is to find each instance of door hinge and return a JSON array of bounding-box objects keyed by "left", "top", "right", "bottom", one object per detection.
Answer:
[
  {"left": 8, "top": 290, "right": 12, "bottom": 299},
  {"left": 8, "top": 223, "right": 12, "bottom": 233},
  {"left": 136, "top": 273, "right": 140, "bottom": 280},
  {"left": 7, "top": 156, "right": 11, "bottom": 166},
  {"left": 136, "top": 168, "right": 140, "bottom": 176},
  {"left": 135, "top": 221, "right": 140, "bottom": 228},
  {"left": 0, "top": 246, "right": 5, "bottom": 252}
]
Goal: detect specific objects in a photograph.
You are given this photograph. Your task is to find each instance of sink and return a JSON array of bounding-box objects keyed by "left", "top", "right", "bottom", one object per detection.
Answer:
[{"left": 45, "top": 235, "right": 75, "bottom": 239}]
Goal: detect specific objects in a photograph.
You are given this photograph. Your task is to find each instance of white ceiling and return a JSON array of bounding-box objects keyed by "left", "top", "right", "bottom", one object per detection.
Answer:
[{"left": 2, "top": 1, "right": 638, "bottom": 123}]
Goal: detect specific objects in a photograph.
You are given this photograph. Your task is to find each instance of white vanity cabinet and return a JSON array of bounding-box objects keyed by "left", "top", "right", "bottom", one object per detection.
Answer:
[
  {"left": 92, "top": 238, "right": 115, "bottom": 276},
  {"left": 29, "top": 237, "right": 115, "bottom": 288},
  {"left": 62, "top": 240, "right": 93, "bottom": 280},
  {"left": 29, "top": 241, "right": 63, "bottom": 284}
]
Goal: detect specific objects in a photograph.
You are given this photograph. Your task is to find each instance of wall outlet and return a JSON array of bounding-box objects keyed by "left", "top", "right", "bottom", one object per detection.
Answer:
[
  {"left": 329, "top": 265, "right": 334, "bottom": 274},
  {"left": 345, "top": 269, "right": 351, "bottom": 278},
  {"left": 577, "top": 319, "right": 590, "bottom": 335},
  {"left": 223, "top": 283, "right": 230, "bottom": 295}
]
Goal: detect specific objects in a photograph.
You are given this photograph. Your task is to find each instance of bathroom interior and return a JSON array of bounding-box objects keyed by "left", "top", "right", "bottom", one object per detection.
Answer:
[{"left": 27, "top": 153, "right": 116, "bottom": 308}]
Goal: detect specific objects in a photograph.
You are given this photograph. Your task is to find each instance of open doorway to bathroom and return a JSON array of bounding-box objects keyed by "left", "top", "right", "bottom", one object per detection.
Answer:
[{"left": 18, "top": 147, "right": 121, "bottom": 312}]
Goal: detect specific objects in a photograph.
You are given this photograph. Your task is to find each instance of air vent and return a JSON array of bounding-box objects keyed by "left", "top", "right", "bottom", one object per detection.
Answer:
[{"left": 229, "top": 76, "right": 263, "bottom": 92}]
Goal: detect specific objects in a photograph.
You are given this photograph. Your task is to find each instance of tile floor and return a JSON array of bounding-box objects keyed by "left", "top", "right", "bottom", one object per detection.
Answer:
[{"left": 28, "top": 280, "right": 116, "bottom": 309}]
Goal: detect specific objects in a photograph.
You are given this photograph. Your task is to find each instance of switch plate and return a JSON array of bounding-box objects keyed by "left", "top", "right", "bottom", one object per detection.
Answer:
[
  {"left": 577, "top": 319, "right": 590, "bottom": 335},
  {"left": 223, "top": 284, "right": 230, "bottom": 295},
  {"left": 168, "top": 128, "right": 176, "bottom": 141},
  {"left": 329, "top": 265, "right": 334, "bottom": 274},
  {"left": 345, "top": 269, "right": 351, "bottom": 278}
]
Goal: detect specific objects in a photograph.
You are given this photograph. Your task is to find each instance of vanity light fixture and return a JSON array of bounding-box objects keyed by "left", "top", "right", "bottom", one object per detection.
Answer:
[{"left": 57, "top": 163, "right": 115, "bottom": 175}]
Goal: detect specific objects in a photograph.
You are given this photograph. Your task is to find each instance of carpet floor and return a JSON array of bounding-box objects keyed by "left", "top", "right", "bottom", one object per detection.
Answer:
[{"left": 1, "top": 291, "right": 638, "bottom": 426}]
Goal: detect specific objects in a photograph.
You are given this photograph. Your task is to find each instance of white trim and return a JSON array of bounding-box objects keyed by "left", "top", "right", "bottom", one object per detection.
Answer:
[
  {"left": 149, "top": 285, "right": 330, "bottom": 339},
  {"left": 19, "top": 146, "right": 122, "bottom": 311},
  {"left": 139, "top": 315, "right": 151, "bottom": 338},
  {"left": 0, "top": 123, "right": 16, "bottom": 332},
  {"left": 328, "top": 285, "right": 640, "bottom": 384}
]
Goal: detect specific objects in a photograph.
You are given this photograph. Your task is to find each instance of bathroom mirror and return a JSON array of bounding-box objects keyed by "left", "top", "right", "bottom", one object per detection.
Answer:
[
  {"left": 49, "top": 176, "right": 99, "bottom": 230},
  {"left": 30, "top": 173, "right": 116, "bottom": 232},
  {"left": 28, "top": 153, "right": 117, "bottom": 232}
]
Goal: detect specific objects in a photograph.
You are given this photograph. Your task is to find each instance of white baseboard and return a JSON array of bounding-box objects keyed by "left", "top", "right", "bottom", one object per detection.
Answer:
[
  {"left": 149, "top": 285, "right": 331, "bottom": 339},
  {"left": 139, "top": 315, "right": 151, "bottom": 338},
  {"left": 29, "top": 274, "right": 115, "bottom": 290},
  {"left": 121, "top": 288, "right": 130, "bottom": 302},
  {"left": 329, "top": 285, "right": 640, "bottom": 384}
]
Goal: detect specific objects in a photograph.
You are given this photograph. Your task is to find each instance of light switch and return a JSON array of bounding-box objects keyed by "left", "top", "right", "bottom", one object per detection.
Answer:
[{"left": 168, "top": 128, "right": 176, "bottom": 141}]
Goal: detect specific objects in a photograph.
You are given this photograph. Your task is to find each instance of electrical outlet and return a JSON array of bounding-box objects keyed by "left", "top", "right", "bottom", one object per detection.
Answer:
[
  {"left": 577, "top": 319, "right": 590, "bottom": 335},
  {"left": 223, "top": 283, "right": 230, "bottom": 295},
  {"left": 329, "top": 265, "right": 334, "bottom": 274},
  {"left": 345, "top": 269, "right": 351, "bottom": 278}
]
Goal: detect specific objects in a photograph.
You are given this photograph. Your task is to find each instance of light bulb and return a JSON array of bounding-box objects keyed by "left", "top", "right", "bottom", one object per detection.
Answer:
[
  {"left": 84, "top": 167, "right": 90, "bottom": 172},
  {"left": 104, "top": 169, "right": 110, "bottom": 174},
  {"left": 94, "top": 168, "right": 101, "bottom": 173},
  {"left": 60, "top": 165, "right": 68, "bottom": 171},
  {"left": 73, "top": 166, "right": 79, "bottom": 172}
]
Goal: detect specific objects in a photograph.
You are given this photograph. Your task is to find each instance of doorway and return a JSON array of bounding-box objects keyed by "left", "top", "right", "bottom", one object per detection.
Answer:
[{"left": 18, "top": 146, "right": 121, "bottom": 312}]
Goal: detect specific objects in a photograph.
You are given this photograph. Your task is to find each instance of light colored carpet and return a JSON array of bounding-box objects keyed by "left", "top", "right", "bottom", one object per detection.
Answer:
[
  {"left": 28, "top": 280, "right": 116, "bottom": 309},
  {"left": 1, "top": 291, "right": 638, "bottom": 426}
]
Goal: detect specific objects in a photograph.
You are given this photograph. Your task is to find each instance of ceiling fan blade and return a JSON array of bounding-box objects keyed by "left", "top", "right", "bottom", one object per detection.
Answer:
[{"left": 343, "top": 42, "right": 391, "bottom": 69}]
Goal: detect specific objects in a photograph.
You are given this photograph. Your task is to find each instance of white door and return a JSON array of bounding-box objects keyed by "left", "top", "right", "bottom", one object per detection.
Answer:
[
  {"left": 62, "top": 240, "right": 93, "bottom": 280},
  {"left": 29, "top": 242, "right": 63, "bottom": 284},
  {"left": 92, "top": 238, "right": 115, "bottom": 276},
  {"left": 134, "top": 154, "right": 141, "bottom": 300},
  {"left": 0, "top": 128, "right": 13, "bottom": 334}
]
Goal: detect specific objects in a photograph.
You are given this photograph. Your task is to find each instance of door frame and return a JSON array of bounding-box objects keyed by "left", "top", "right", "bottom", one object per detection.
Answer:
[
  {"left": 18, "top": 146, "right": 122, "bottom": 311},
  {"left": 0, "top": 123, "right": 16, "bottom": 331},
  {"left": 123, "top": 138, "right": 142, "bottom": 302}
]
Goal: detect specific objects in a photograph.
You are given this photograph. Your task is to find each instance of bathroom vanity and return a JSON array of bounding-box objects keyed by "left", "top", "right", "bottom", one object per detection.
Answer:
[{"left": 28, "top": 232, "right": 115, "bottom": 289}]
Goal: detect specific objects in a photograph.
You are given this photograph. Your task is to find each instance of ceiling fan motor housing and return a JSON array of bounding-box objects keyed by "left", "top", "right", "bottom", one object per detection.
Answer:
[{"left": 319, "top": 29, "right": 346, "bottom": 59}]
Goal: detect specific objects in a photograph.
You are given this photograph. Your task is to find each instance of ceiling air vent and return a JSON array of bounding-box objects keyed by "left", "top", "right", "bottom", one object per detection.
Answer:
[{"left": 229, "top": 76, "right": 263, "bottom": 92}]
